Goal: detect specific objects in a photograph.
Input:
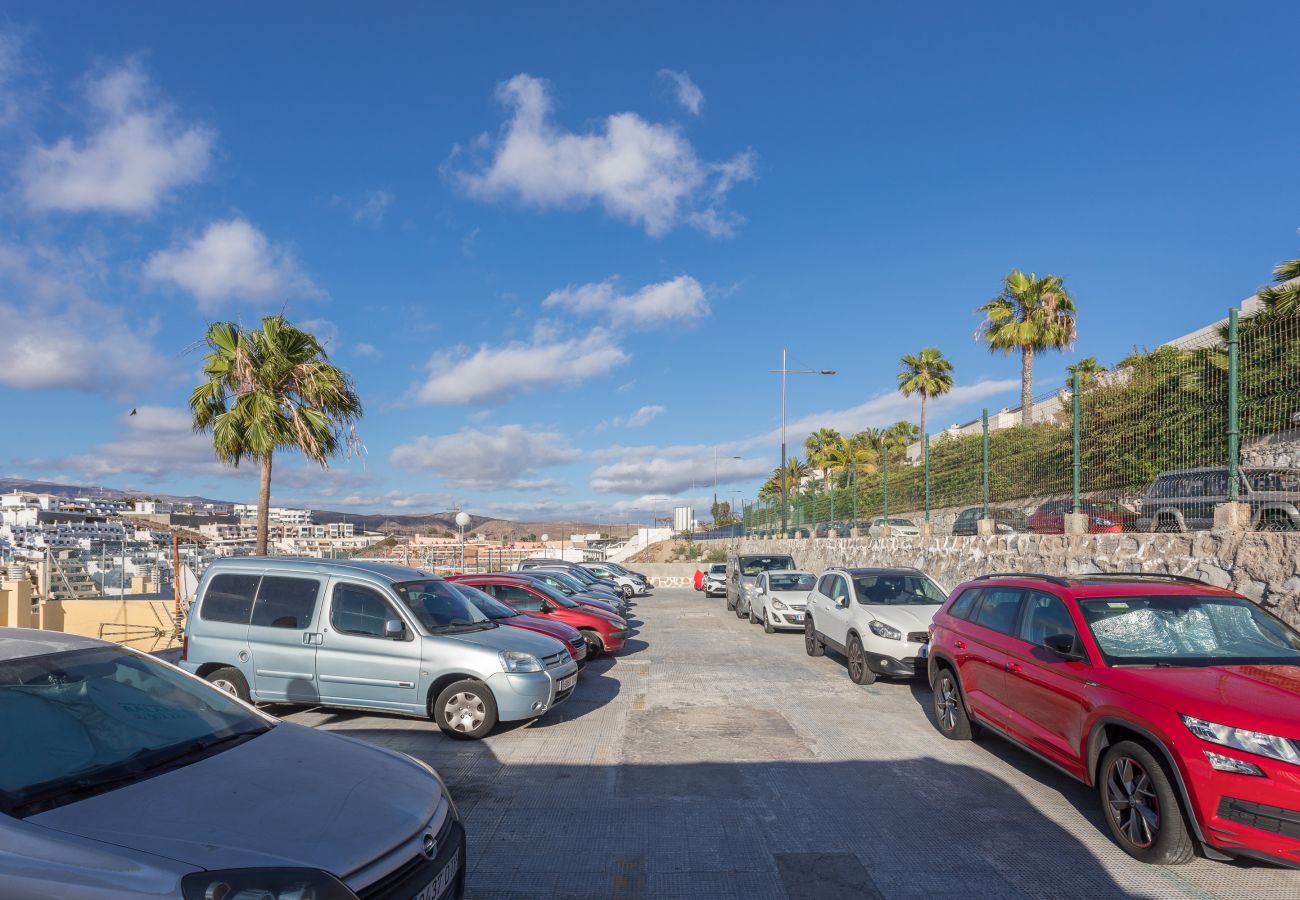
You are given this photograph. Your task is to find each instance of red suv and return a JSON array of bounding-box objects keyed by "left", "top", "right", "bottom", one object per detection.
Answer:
[
  {"left": 448, "top": 581, "right": 589, "bottom": 667},
  {"left": 928, "top": 572, "right": 1300, "bottom": 868},
  {"left": 448, "top": 574, "right": 629, "bottom": 657}
]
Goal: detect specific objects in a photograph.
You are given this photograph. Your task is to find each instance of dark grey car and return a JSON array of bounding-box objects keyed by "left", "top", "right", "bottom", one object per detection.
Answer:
[{"left": 1136, "top": 466, "right": 1300, "bottom": 532}]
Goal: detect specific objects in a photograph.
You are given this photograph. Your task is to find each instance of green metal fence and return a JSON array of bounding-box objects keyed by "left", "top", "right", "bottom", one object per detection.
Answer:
[{"left": 742, "top": 305, "right": 1300, "bottom": 537}]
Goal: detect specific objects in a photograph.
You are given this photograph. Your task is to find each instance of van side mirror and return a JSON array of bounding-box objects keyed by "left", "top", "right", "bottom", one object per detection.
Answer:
[
  {"left": 1044, "top": 633, "right": 1083, "bottom": 661},
  {"left": 384, "top": 619, "right": 405, "bottom": 639}
]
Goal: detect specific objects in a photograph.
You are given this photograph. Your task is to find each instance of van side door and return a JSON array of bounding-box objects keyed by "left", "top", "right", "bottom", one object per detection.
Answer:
[
  {"left": 191, "top": 571, "right": 260, "bottom": 685},
  {"left": 315, "top": 579, "right": 423, "bottom": 714},
  {"left": 245, "top": 574, "right": 324, "bottom": 704}
]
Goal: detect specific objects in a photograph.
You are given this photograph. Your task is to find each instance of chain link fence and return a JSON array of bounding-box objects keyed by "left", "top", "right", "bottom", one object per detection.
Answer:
[{"left": 743, "top": 305, "right": 1300, "bottom": 538}]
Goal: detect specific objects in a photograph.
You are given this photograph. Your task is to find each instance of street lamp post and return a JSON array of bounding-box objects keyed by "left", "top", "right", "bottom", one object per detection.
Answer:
[
  {"left": 455, "top": 511, "right": 471, "bottom": 573},
  {"left": 713, "top": 448, "right": 741, "bottom": 518},
  {"left": 770, "top": 349, "right": 836, "bottom": 535}
]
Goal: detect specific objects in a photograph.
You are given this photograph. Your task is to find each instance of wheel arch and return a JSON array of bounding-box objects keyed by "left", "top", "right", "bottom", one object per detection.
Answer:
[
  {"left": 195, "top": 661, "right": 237, "bottom": 680},
  {"left": 427, "top": 672, "right": 490, "bottom": 713},
  {"left": 1152, "top": 507, "right": 1186, "bottom": 530},
  {"left": 1086, "top": 716, "right": 1207, "bottom": 845}
]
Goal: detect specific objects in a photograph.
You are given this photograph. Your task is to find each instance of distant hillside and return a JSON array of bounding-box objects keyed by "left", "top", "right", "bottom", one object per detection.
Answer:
[{"left": 0, "top": 476, "right": 222, "bottom": 507}]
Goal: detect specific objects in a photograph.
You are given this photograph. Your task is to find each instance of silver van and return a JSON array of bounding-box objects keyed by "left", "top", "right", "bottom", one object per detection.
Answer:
[{"left": 182, "top": 558, "right": 577, "bottom": 739}]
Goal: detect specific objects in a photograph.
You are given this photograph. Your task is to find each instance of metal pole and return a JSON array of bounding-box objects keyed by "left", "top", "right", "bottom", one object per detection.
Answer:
[
  {"left": 1227, "top": 307, "right": 1240, "bottom": 502},
  {"left": 924, "top": 433, "right": 931, "bottom": 522},
  {"left": 981, "top": 409, "right": 990, "bottom": 519},
  {"left": 713, "top": 446, "right": 718, "bottom": 512},
  {"left": 779, "top": 349, "right": 788, "bottom": 534},
  {"left": 852, "top": 463, "right": 858, "bottom": 525},
  {"left": 883, "top": 450, "right": 890, "bottom": 520},
  {"left": 1072, "top": 371, "right": 1081, "bottom": 513}
]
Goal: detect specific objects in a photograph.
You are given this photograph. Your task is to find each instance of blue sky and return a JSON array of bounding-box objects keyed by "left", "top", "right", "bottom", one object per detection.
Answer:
[{"left": 1, "top": 2, "right": 1297, "bottom": 522}]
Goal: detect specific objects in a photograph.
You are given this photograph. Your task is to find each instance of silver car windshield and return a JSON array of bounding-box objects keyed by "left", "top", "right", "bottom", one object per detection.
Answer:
[
  {"left": 0, "top": 647, "right": 268, "bottom": 817},
  {"left": 1079, "top": 595, "right": 1300, "bottom": 666},
  {"left": 852, "top": 574, "right": 946, "bottom": 605},
  {"left": 394, "top": 579, "right": 493, "bottom": 632}
]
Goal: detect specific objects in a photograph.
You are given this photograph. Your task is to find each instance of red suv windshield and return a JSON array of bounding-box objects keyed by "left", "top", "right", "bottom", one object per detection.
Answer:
[{"left": 1077, "top": 594, "right": 1300, "bottom": 666}]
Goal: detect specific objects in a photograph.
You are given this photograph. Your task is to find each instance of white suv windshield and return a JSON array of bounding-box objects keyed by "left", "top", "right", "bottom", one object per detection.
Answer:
[
  {"left": 709, "top": 564, "right": 727, "bottom": 575},
  {"left": 0, "top": 647, "right": 268, "bottom": 817},
  {"left": 1079, "top": 595, "right": 1300, "bottom": 666},
  {"left": 852, "top": 574, "right": 946, "bottom": 605}
]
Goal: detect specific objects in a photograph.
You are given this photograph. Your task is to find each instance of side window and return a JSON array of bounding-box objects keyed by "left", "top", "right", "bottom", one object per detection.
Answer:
[
  {"left": 816, "top": 575, "right": 833, "bottom": 595},
  {"left": 947, "top": 588, "right": 981, "bottom": 620},
  {"left": 201, "top": 573, "right": 260, "bottom": 624},
  {"left": 971, "top": 588, "right": 1024, "bottom": 636},
  {"left": 495, "top": 585, "right": 546, "bottom": 611},
  {"left": 251, "top": 576, "right": 321, "bottom": 630},
  {"left": 330, "top": 583, "right": 397, "bottom": 638},
  {"left": 1019, "top": 591, "right": 1081, "bottom": 650},
  {"left": 830, "top": 575, "right": 849, "bottom": 602}
]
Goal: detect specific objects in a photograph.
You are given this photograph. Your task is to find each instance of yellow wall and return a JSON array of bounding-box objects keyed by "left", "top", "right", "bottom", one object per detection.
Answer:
[{"left": 41, "top": 598, "right": 183, "bottom": 650}]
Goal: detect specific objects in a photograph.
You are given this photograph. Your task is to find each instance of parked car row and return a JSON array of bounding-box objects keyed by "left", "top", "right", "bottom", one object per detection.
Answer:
[
  {"left": 717, "top": 552, "right": 1300, "bottom": 870},
  {"left": 0, "top": 554, "right": 644, "bottom": 899}
]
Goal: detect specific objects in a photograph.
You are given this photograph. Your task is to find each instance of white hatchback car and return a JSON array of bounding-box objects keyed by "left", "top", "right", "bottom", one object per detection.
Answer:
[
  {"left": 804, "top": 567, "right": 948, "bottom": 684},
  {"left": 745, "top": 570, "right": 816, "bottom": 633},
  {"left": 866, "top": 517, "right": 920, "bottom": 536}
]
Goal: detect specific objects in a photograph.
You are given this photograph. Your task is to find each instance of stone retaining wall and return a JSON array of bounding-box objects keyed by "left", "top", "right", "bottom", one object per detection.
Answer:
[
  {"left": 634, "top": 563, "right": 706, "bottom": 589},
  {"left": 729, "top": 532, "right": 1300, "bottom": 627}
]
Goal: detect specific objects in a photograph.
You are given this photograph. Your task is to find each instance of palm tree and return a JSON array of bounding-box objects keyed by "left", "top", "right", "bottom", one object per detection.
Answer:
[
  {"left": 803, "top": 428, "right": 842, "bottom": 482},
  {"left": 882, "top": 421, "right": 919, "bottom": 460},
  {"left": 1066, "top": 356, "right": 1105, "bottom": 390},
  {"left": 190, "top": 315, "right": 363, "bottom": 555},
  {"left": 978, "top": 270, "right": 1078, "bottom": 425},
  {"left": 897, "top": 347, "right": 954, "bottom": 472},
  {"left": 1256, "top": 250, "right": 1300, "bottom": 319}
]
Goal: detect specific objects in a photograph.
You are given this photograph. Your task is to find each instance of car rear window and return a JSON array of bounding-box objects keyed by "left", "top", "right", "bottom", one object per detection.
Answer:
[{"left": 200, "top": 573, "right": 260, "bottom": 624}]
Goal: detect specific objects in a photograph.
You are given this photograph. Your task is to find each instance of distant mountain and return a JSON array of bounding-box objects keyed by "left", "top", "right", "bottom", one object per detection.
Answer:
[{"left": 0, "top": 476, "right": 224, "bottom": 507}]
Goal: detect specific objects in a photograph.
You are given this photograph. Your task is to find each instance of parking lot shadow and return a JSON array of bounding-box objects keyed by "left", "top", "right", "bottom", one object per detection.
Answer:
[{"left": 321, "top": 744, "right": 1152, "bottom": 899}]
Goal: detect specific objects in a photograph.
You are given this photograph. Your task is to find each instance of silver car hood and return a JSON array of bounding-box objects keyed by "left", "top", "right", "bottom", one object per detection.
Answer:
[
  {"left": 29, "top": 722, "right": 442, "bottom": 874},
  {"left": 445, "top": 623, "right": 565, "bottom": 656}
]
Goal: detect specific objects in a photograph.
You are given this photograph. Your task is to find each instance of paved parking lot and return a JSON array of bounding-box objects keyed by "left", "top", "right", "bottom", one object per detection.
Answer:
[{"left": 282, "top": 587, "right": 1298, "bottom": 899}]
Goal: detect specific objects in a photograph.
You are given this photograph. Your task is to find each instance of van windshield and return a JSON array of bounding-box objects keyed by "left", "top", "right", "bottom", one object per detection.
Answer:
[
  {"left": 394, "top": 580, "right": 494, "bottom": 632},
  {"left": 0, "top": 647, "right": 269, "bottom": 817},
  {"left": 741, "top": 557, "right": 795, "bottom": 576}
]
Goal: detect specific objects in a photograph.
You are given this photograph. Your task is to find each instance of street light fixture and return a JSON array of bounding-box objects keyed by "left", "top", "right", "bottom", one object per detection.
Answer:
[
  {"left": 769, "top": 349, "right": 836, "bottom": 534},
  {"left": 713, "top": 448, "right": 742, "bottom": 515},
  {"left": 455, "top": 511, "right": 471, "bottom": 572}
]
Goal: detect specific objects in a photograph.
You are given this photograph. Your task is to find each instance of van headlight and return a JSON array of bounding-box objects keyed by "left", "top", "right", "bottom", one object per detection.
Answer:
[
  {"left": 181, "top": 868, "right": 356, "bottom": 900},
  {"left": 868, "top": 620, "right": 902, "bottom": 641},
  {"left": 499, "top": 650, "right": 544, "bottom": 673},
  {"left": 1182, "top": 715, "right": 1300, "bottom": 766}
]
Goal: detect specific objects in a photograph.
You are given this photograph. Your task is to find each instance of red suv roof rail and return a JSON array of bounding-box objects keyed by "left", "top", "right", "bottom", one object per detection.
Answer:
[
  {"left": 1073, "top": 572, "right": 1207, "bottom": 586},
  {"left": 972, "top": 572, "right": 1070, "bottom": 586}
]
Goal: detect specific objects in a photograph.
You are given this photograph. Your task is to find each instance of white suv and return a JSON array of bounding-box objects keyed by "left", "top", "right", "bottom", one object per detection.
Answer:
[
  {"left": 746, "top": 570, "right": 816, "bottom": 633},
  {"left": 702, "top": 563, "right": 727, "bottom": 597},
  {"left": 804, "top": 567, "right": 948, "bottom": 684}
]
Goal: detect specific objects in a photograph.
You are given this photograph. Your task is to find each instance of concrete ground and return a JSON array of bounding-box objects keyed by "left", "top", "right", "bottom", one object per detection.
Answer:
[{"left": 281, "top": 587, "right": 1299, "bottom": 899}]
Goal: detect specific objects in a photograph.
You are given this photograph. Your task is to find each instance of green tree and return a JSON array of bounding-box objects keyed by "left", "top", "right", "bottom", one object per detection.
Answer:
[
  {"left": 978, "top": 270, "right": 1078, "bottom": 425},
  {"left": 190, "top": 315, "right": 363, "bottom": 556},
  {"left": 1256, "top": 245, "right": 1300, "bottom": 319},
  {"left": 710, "top": 500, "right": 734, "bottom": 525},
  {"left": 803, "top": 428, "right": 842, "bottom": 482},
  {"left": 1066, "top": 356, "right": 1105, "bottom": 390},
  {"left": 897, "top": 347, "right": 954, "bottom": 473},
  {"left": 882, "top": 421, "right": 919, "bottom": 459}
]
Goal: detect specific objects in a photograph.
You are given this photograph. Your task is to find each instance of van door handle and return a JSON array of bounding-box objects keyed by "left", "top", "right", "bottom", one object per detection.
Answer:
[{"left": 303, "top": 632, "right": 323, "bottom": 645}]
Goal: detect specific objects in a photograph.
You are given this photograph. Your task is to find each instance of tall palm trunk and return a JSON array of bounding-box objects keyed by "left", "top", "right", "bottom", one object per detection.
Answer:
[
  {"left": 1020, "top": 346, "right": 1034, "bottom": 426},
  {"left": 256, "top": 454, "right": 273, "bottom": 556},
  {"left": 920, "top": 395, "right": 928, "bottom": 473}
]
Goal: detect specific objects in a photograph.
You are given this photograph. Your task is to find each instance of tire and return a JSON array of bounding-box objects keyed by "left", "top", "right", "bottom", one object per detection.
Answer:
[
  {"left": 749, "top": 603, "right": 759, "bottom": 624},
  {"left": 804, "top": 617, "right": 824, "bottom": 656},
  {"left": 847, "top": 636, "right": 876, "bottom": 685},
  {"left": 433, "top": 679, "right": 498, "bottom": 740},
  {"left": 1154, "top": 514, "right": 1181, "bottom": 534},
  {"left": 932, "top": 666, "right": 979, "bottom": 740},
  {"left": 735, "top": 596, "right": 747, "bottom": 618},
  {"left": 205, "top": 666, "right": 251, "bottom": 703},
  {"left": 725, "top": 587, "right": 735, "bottom": 611},
  {"left": 763, "top": 609, "right": 775, "bottom": 634},
  {"left": 580, "top": 629, "right": 605, "bottom": 658},
  {"left": 620, "top": 584, "right": 634, "bottom": 599},
  {"left": 1099, "top": 741, "right": 1195, "bottom": 865}
]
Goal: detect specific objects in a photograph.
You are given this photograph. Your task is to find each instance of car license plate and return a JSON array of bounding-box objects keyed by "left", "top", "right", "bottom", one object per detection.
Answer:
[
  {"left": 788, "top": 613, "right": 804, "bottom": 623},
  {"left": 559, "top": 675, "right": 577, "bottom": 692},
  {"left": 413, "top": 854, "right": 458, "bottom": 900}
]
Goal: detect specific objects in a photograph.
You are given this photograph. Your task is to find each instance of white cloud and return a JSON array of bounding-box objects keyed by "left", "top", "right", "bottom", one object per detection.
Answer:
[
  {"left": 32, "top": 406, "right": 233, "bottom": 481},
  {"left": 145, "top": 219, "right": 323, "bottom": 312},
  {"left": 591, "top": 448, "right": 769, "bottom": 495},
  {"left": 298, "top": 318, "right": 340, "bottom": 352},
  {"left": 21, "top": 61, "right": 213, "bottom": 215},
  {"left": 543, "top": 275, "right": 708, "bottom": 329},
  {"left": 0, "top": 240, "right": 169, "bottom": 396},
  {"left": 615, "top": 405, "right": 666, "bottom": 428},
  {"left": 414, "top": 328, "right": 628, "bottom": 405},
  {"left": 353, "top": 342, "right": 380, "bottom": 358},
  {"left": 658, "top": 69, "right": 704, "bottom": 116},
  {"left": 391, "top": 425, "right": 581, "bottom": 491},
  {"left": 0, "top": 31, "right": 29, "bottom": 127},
  {"left": 333, "top": 189, "right": 392, "bottom": 227},
  {"left": 449, "top": 74, "right": 754, "bottom": 236}
]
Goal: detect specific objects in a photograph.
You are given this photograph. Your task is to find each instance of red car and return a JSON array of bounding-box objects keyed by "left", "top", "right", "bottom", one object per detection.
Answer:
[
  {"left": 1027, "top": 499, "right": 1137, "bottom": 534},
  {"left": 448, "top": 574, "right": 629, "bottom": 656},
  {"left": 448, "top": 582, "right": 588, "bottom": 667},
  {"left": 928, "top": 572, "right": 1300, "bottom": 868}
]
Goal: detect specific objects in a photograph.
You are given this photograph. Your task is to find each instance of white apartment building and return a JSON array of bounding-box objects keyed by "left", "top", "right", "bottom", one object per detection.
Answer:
[{"left": 233, "top": 504, "right": 313, "bottom": 525}]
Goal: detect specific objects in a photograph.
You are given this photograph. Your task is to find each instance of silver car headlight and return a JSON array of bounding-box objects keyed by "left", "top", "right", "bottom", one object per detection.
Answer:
[
  {"left": 1182, "top": 715, "right": 1300, "bottom": 766},
  {"left": 181, "top": 868, "right": 356, "bottom": 900},
  {"left": 868, "top": 620, "right": 902, "bottom": 641},
  {"left": 499, "top": 650, "right": 544, "bottom": 673}
]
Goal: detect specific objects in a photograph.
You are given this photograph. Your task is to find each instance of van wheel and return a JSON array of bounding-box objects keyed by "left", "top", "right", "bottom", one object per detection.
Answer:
[
  {"left": 847, "top": 636, "right": 877, "bottom": 685},
  {"left": 205, "top": 667, "right": 250, "bottom": 703},
  {"left": 580, "top": 629, "right": 605, "bottom": 657},
  {"left": 433, "top": 680, "right": 498, "bottom": 740},
  {"left": 1099, "top": 741, "right": 1195, "bottom": 864},
  {"left": 804, "top": 618, "right": 824, "bottom": 656}
]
